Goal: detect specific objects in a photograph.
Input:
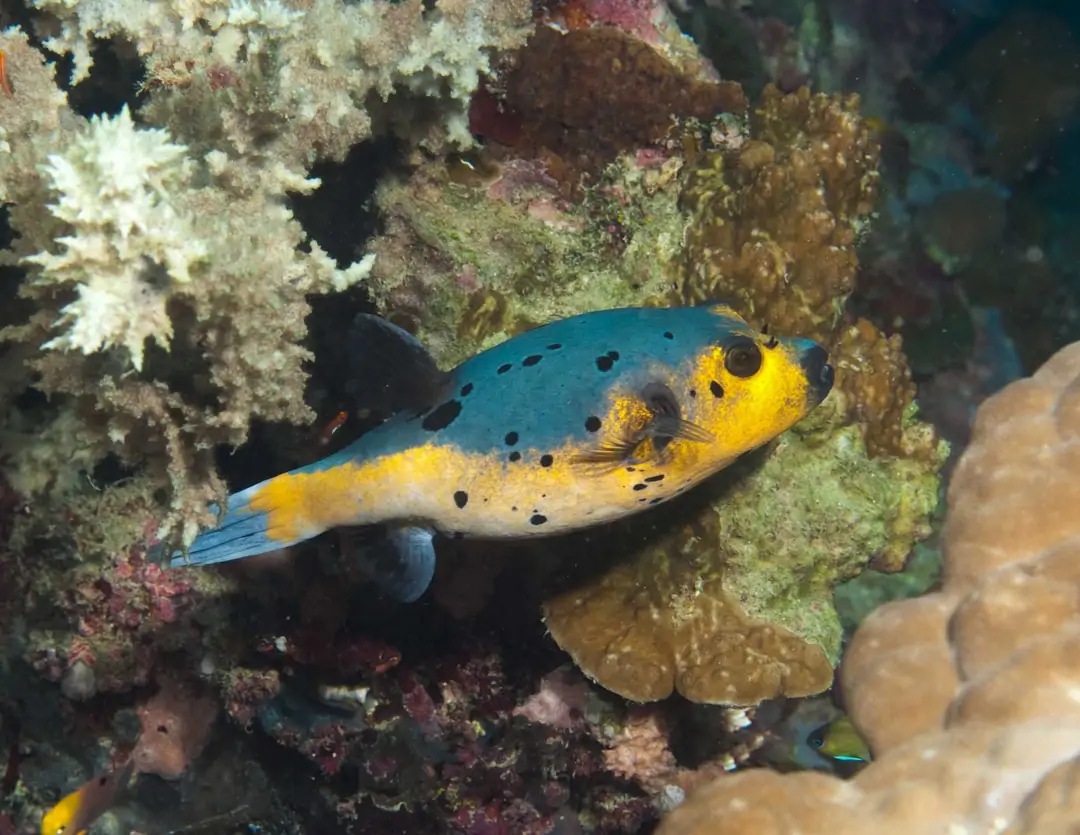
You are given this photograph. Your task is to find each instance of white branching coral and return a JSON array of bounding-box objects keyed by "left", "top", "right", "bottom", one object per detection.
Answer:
[
  {"left": 0, "top": 0, "right": 531, "bottom": 537},
  {"left": 31, "top": 0, "right": 533, "bottom": 164},
  {"left": 26, "top": 107, "right": 206, "bottom": 370}
]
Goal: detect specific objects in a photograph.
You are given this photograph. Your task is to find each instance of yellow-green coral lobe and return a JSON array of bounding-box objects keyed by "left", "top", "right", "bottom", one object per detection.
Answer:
[{"left": 177, "top": 305, "right": 833, "bottom": 565}]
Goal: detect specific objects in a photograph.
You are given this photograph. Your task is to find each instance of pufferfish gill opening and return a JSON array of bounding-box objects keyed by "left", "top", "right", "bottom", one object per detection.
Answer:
[{"left": 167, "top": 304, "right": 834, "bottom": 602}]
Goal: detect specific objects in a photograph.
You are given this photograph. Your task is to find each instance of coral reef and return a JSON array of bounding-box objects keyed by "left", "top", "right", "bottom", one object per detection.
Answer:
[
  {"left": 14, "top": 479, "right": 233, "bottom": 699},
  {"left": 36, "top": 0, "right": 534, "bottom": 162},
  {"left": 501, "top": 23, "right": 745, "bottom": 188},
  {"left": 366, "top": 147, "right": 690, "bottom": 368},
  {"left": 363, "top": 63, "right": 943, "bottom": 707},
  {"left": 656, "top": 339, "right": 1080, "bottom": 833},
  {"left": 0, "top": 28, "right": 370, "bottom": 542},
  {"left": 0, "top": 0, "right": 1002, "bottom": 831}
]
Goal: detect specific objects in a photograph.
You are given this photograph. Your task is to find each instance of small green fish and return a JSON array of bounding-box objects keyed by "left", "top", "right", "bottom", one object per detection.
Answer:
[{"left": 808, "top": 715, "right": 872, "bottom": 764}]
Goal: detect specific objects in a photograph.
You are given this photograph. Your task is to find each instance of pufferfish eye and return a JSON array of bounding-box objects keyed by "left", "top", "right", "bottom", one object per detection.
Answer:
[{"left": 724, "top": 340, "right": 763, "bottom": 378}]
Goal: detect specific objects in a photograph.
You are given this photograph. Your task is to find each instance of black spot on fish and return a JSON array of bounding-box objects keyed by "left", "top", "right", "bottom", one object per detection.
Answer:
[
  {"left": 632, "top": 483, "right": 647, "bottom": 491},
  {"left": 454, "top": 490, "right": 468, "bottom": 509},
  {"left": 597, "top": 350, "right": 620, "bottom": 371},
  {"left": 585, "top": 415, "right": 602, "bottom": 432},
  {"left": 627, "top": 466, "right": 636, "bottom": 472},
  {"left": 645, "top": 474, "right": 665, "bottom": 483},
  {"left": 649, "top": 497, "right": 663, "bottom": 504},
  {"left": 523, "top": 354, "right": 543, "bottom": 367},
  {"left": 497, "top": 363, "right": 512, "bottom": 374},
  {"left": 663, "top": 331, "right": 674, "bottom": 340},
  {"left": 547, "top": 343, "right": 562, "bottom": 350},
  {"left": 530, "top": 514, "right": 548, "bottom": 526},
  {"left": 540, "top": 454, "right": 553, "bottom": 467},
  {"left": 460, "top": 382, "right": 474, "bottom": 397},
  {"left": 509, "top": 451, "right": 522, "bottom": 462},
  {"left": 512, "top": 506, "right": 518, "bottom": 511},
  {"left": 422, "top": 400, "right": 462, "bottom": 431},
  {"left": 689, "top": 389, "right": 697, "bottom": 398},
  {"left": 505, "top": 431, "right": 519, "bottom": 446},
  {"left": 710, "top": 380, "right": 724, "bottom": 398}
]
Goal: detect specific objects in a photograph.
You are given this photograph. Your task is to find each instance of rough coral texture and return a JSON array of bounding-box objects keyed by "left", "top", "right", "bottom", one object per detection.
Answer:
[
  {"left": 502, "top": 24, "right": 745, "bottom": 188},
  {"left": 832, "top": 317, "right": 941, "bottom": 471},
  {"left": 33, "top": 0, "right": 534, "bottom": 164},
  {"left": 1, "top": 77, "right": 369, "bottom": 540},
  {"left": 16, "top": 479, "right": 234, "bottom": 698},
  {"left": 366, "top": 149, "right": 690, "bottom": 368},
  {"left": 656, "top": 340, "right": 1080, "bottom": 834},
  {"left": 678, "top": 85, "right": 879, "bottom": 346}
]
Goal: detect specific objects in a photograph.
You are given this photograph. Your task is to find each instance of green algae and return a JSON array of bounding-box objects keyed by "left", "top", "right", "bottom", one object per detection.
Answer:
[
  {"left": 717, "top": 396, "right": 946, "bottom": 663},
  {"left": 364, "top": 154, "right": 689, "bottom": 368}
]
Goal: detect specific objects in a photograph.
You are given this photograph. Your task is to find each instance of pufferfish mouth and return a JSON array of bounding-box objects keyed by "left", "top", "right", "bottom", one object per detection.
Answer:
[{"left": 798, "top": 343, "right": 834, "bottom": 407}]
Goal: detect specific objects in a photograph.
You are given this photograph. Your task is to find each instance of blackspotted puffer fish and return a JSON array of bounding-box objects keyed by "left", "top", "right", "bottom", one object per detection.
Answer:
[{"left": 169, "top": 304, "right": 834, "bottom": 601}]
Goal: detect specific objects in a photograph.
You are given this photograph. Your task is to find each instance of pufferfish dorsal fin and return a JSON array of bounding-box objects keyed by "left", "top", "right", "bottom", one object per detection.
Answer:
[
  {"left": 344, "top": 313, "right": 452, "bottom": 417},
  {"left": 573, "top": 381, "right": 713, "bottom": 468}
]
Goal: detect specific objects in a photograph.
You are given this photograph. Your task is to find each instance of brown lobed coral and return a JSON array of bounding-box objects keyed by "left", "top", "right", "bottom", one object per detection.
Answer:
[
  {"left": 656, "top": 339, "right": 1080, "bottom": 834},
  {"left": 831, "top": 317, "right": 939, "bottom": 469},
  {"left": 677, "top": 85, "right": 880, "bottom": 347}
]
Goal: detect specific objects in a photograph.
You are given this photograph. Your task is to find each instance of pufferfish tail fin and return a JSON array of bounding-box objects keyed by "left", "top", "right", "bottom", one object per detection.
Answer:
[
  {"left": 166, "top": 447, "right": 361, "bottom": 569},
  {"left": 164, "top": 449, "right": 439, "bottom": 604}
]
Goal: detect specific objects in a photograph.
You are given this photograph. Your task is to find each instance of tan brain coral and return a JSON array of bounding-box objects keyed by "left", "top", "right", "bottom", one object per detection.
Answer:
[{"left": 656, "top": 339, "right": 1080, "bottom": 834}]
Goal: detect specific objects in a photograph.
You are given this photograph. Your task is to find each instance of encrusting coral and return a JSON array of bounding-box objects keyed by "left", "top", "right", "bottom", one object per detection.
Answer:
[{"left": 656, "top": 339, "right": 1080, "bottom": 833}]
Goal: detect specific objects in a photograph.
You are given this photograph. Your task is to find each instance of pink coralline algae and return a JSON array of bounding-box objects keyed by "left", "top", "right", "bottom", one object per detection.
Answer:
[
  {"left": 28, "top": 539, "right": 216, "bottom": 696},
  {"left": 512, "top": 667, "right": 591, "bottom": 732},
  {"left": 601, "top": 709, "right": 677, "bottom": 793},
  {"left": 584, "top": 0, "right": 665, "bottom": 43}
]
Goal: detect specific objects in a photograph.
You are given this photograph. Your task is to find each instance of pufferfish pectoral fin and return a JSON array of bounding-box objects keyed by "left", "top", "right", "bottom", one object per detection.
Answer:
[
  {"left": 574, "top": 380, "right": 713, "bottom": 467},
  {"left": 354, "top": 525, "right": 437, "bottom": 603},
  {"left": 343, "top": 313, "right": 451, "bottom": 417}
]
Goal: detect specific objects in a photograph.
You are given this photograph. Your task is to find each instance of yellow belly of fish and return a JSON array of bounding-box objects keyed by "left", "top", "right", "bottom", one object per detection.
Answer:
[{"left": 347, "top": 441, "right": 723, "bottom": 538}]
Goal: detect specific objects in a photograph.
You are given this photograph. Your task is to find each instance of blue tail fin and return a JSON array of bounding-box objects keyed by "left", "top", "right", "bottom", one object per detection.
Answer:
[
  {"left": 167, "top": 480, "right": 308, "bottom": 568},
  {"left": 166, "top": 445, "right": 363, "bottom": 568}
]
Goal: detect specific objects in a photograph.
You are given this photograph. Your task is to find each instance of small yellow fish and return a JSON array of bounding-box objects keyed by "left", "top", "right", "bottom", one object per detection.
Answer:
[
  {"left": 41, "top": 760, "right": 133, "bottom": 835},
  {"left": 808, "top": 715, "right": 872, "bottom": 763}
]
